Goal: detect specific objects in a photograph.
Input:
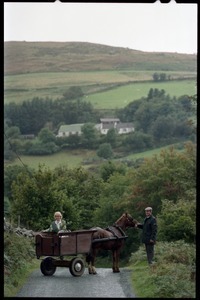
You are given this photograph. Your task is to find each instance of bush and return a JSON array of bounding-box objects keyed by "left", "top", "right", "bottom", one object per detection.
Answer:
[
  {"left": 4, "top": 232, "right": 35, "bottom": 271},
  {"left": 4, "top": 232, "right": 36, "bottom": 297},
  {"left": 129, "top": 240, "right": 196, "bottom": 298},
  {"left": 27, "top": 142, "right": 60, "bottom": 155}
]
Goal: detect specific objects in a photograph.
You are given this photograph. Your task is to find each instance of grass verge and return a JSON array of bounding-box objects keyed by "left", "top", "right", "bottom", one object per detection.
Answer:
[{"left": 4, "top": 259, "right": 40, "bottom": 297}]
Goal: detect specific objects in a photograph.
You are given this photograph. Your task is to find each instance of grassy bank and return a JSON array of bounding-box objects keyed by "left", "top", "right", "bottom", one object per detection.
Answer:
[{"left": 129, "top": 241, "right": 196, "bottom": 298}]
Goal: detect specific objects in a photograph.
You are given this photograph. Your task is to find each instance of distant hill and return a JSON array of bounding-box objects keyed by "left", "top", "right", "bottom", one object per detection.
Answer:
[{"left": 4, "top": 41, "right": 197, "bottom": 75}]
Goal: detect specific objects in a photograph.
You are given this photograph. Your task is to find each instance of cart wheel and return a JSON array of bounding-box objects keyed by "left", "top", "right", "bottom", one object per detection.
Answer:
[
  {"left": 40, "top": 257, "right": 56, "bottom": 276},
  {"left": 69, "top": 257, "right": 85, "bottom": 277}
]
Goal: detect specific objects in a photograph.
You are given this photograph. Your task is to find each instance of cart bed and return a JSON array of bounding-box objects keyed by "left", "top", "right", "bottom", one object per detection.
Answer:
[{"left": 35, "top": 229, "right": 96, "bottom": 258}]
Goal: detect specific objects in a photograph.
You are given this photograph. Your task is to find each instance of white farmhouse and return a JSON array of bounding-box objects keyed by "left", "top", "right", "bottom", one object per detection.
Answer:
[
  {"left": 57, "top": 118, "right": 134, "bottom": 137},
  {"left": 57, "top": 124, "right": 84, "bottom": 137}
]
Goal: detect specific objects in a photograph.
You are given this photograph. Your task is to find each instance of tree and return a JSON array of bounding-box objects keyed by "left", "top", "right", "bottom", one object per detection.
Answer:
[
  {"left": 4, "top": 125, "right": 22, "bottom": 160},
  {"left": 104, "top": 128, "right": 117, "bottom": 147},
  {"left": 151, "top": 116, "right": 175, "bottom": 141},
  {"left": 10, "top": 165, "right": 77, "bottom": 230},
  {"left": 122, "top": 131, "right": 153, "bottom": 152},
  {"left": 97, "top": 143, "right": 113, "bottom": 159},
  {"left": 159, "top": 73, "right": 167, "bottom": 81},
  {"left": 5, "top": 126, "right": 21, "bottom": 139},
  {"left": 9, "top": 164, "right": 105, "bottom": 230},
  {"left": 152, "top": 72, "right": 159, "bottom": 81},
  {"left": 20, "top": 98, "right": 51, "bottom": 134},
  {"left": 134, "top": 102, "right": 156, "bottom": 133},
  {"left": 147, "top": 88, "right": 154, "bottom": 100},
  {"left": 81, "top": 123, "right": 99, "bottom": 149},
  {"left": 51, "top": 166, "right": 104, "bottom": 229},
  {"left": 63, "top": 86, "right": 84, "bottom": 100},
  {"left": 4, "top": 137, "right": 15, "bottom": 161},
  {"left": 4, "top": 165, "right": 33, "bottom": 199},
  {"left": 27, "top": 142, "right": 59, "bottom": 155},
  {"left": 74, "top": 174, "right": 104, "bottom": 228},
  {"left": 65, "top": 134, "right": 81, "bottom": 148},
  {"left": 38, "top": 128, "right": 56, "bottom": 144},
  {"left": 157, "top": 192, "right": 196, "bottom": 243},
  {"left": 125, "top": 142, "right": 196, "bottom": 217},
  {"left": 100, "top": 161, "right": 126, "bottom": 182}
]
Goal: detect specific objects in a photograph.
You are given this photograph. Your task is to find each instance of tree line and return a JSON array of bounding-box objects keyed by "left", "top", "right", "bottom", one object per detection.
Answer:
[{"left": 4, "top": 88, "right": 196, "bottom": 160}]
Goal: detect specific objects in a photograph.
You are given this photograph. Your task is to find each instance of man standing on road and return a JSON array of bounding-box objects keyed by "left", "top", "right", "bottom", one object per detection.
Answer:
[{"left": 135, "top": 207, "right": 157, "bottom": 265}]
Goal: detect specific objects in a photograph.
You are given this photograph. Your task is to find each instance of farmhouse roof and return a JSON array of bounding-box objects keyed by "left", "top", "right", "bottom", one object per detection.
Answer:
[
  {"left": 102, "top": 122, "right": 133, "bottom": 130},
  {"left": 116, "top": 122, "right": 133, "bottom": 129},
  {"left": 59, "top": 124, "right": 84, "bottom": 132}
]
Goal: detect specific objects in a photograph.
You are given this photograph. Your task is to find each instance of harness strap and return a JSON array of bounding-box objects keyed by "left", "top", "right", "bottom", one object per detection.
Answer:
[
  {"left": 113, "top": 224, "right": 126, "bottom": 237},
  {"left": 106, "top": 225, "right": 126, "bottom": 238},
  {"left": 106, "top": 226, "right": 120, "bottom": 238}
]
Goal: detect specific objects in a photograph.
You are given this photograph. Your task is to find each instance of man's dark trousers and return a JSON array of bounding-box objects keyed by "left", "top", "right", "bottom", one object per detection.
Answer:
[{"left": 145, "top": 243, "right": 154, "bottom": 264}]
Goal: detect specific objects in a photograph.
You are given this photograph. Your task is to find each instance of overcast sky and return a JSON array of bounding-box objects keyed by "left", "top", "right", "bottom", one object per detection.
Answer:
[{"left": 4, "top": 1, "right": 197, "bottom": 54}]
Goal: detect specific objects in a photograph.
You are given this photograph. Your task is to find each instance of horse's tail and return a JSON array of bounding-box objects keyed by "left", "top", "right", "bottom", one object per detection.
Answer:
[
  {"left": 86, "top": 230, "right": 96, "bottom": 263},
  {"left": 86, "top": 240, "right": 94, "bottom": 263}
]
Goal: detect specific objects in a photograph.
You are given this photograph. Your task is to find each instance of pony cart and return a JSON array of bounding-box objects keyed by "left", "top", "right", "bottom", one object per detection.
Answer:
[
  {"left": 35, "top": 229, "right": 97, "bottom": 277},
  {"left": 35, "top": 213, "right": 137, "bottom": 276}
]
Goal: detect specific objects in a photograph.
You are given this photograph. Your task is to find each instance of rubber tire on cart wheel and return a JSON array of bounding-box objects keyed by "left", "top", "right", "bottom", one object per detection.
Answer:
[
  {"left": 69, "top": 257, "right": 85, "bottom": 277},
  {"left": 40, "top": 257, "right": 56, "bottom": 276}
]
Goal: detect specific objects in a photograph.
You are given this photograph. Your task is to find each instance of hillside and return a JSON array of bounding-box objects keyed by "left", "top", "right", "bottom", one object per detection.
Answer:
[{"left": 4, "top": 41, "right": 197, "bottom": 75}]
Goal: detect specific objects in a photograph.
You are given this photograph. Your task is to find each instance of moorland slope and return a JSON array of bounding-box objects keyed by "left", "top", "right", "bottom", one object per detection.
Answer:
[{"left": 4, "top": 41, "right": 197, "bottom": 75}]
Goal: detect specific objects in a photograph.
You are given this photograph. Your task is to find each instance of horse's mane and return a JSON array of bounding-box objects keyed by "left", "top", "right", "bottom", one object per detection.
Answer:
[
  {"left": 114, "top": 214, "right": 124, "bottom": 224},
  {"left": 114, "top": 212, "right": 130, "bottom": 224}
]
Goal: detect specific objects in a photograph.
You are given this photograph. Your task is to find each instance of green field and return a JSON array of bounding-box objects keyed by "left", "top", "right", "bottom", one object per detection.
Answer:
[
  {"left": 84, "top": 79, "right": 197, "bottom": 109},
  {"left": 5, "top": 144, "right": 184, "bottom": 170},
  {"left": 121, "top": 144, "right": 184, "bottom": 160},
  {"left": 5, "top": 149, "right": 94, "bottom": 170},
  {"left": 4, "top": 70, "right": 196, "bottom": 105}
]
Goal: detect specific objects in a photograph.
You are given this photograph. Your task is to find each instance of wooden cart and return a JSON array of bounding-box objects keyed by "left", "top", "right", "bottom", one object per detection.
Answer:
[{"left": 35, "top": 229, "right": 96, "bottom": 277}]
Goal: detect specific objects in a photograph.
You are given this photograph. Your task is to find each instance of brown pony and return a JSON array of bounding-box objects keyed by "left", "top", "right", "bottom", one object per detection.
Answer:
[{"left": 86, "top": 212, "right": 137, "bottom": 274}]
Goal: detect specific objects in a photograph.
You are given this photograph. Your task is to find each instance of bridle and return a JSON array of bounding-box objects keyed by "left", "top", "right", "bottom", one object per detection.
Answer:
[
  {"left": 124, "top": 214, "right": 137, "bottom": 228},
  {"left": 113, "top": 213, "right": 136, "bottom": 231}
]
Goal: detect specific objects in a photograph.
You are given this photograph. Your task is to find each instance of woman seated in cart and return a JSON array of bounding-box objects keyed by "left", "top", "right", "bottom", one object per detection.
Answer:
[{"left": 43, "top": 211, "right": 67, "bottom": 233}]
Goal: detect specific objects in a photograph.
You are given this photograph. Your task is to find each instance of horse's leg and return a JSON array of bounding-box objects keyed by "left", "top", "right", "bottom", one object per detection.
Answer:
[
  {"left": 112, "top": 250, "right": 117, "bottom": 273},
  {"left": 112, "top": 249, "right": 120, "bottom": 273},
  {"left": 88, "top": 260, "right": 92, "bottom": 274},
  {"left": 86, "top": 253, "right": 93, "bottom": 274},
  {"left": 87, "top": 249, "right": 97, "bottom": 274},
  {"left": 91, "top": 249, "right": 97, "bottom": 275},
  {"left": 115, "top": 249, "right": 120, "bottom": 272}
]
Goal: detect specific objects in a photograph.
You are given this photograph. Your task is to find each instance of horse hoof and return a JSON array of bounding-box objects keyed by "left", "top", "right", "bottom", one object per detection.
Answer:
[
  {"left": 88, "top": 269, "right": 97, "bottom": 274},
  {"left": 113, "top": 270, "right": 120, "bottom": 273},
  {"left": 92, "top": 270, "right": 97, "bottom": 275}
]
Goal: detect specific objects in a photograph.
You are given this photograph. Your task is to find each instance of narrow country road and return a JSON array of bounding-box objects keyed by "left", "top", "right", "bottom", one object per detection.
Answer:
[{"left": 16, "top": 267, "right": 136, "bottom": 298}]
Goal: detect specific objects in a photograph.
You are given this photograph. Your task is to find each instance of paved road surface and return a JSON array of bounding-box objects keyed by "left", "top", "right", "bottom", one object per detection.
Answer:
[{"left": 16, "top": 267, "right": 136, "bottom": 298}]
